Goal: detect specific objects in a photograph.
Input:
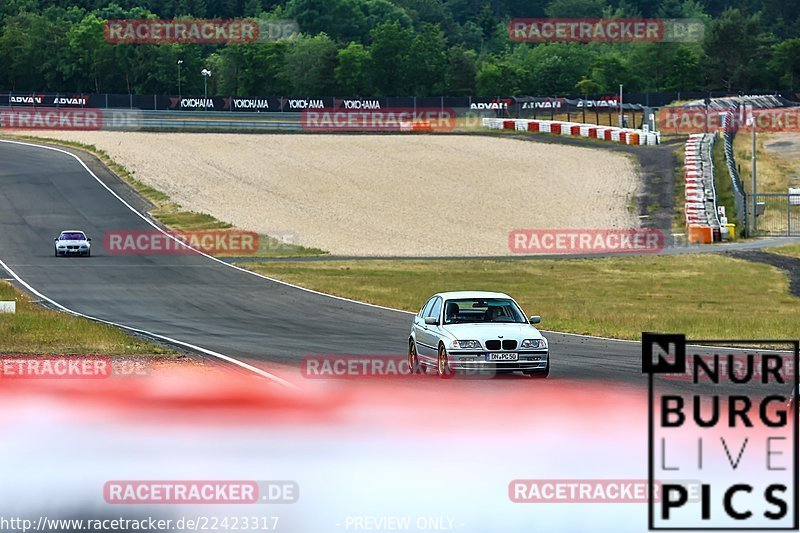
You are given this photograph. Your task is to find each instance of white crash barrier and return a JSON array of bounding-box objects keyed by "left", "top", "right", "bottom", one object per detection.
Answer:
[
  {"left": 0, "top": 301, "right": 15, "bottom": 313},
  {"left": 683, "top": 133, "right": 722, "bottom": 243},
  {"left": 482, "top": 117, "right": 660, "bottom": 145}
]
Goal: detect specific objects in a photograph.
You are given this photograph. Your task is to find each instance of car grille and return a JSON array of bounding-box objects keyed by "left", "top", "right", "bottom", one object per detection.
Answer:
[
  {"left": 67, "top": 246, "right": 79, "bottom": 250},
  {"left": 485, "top": 340, "right": 518, "bottom": 351}
]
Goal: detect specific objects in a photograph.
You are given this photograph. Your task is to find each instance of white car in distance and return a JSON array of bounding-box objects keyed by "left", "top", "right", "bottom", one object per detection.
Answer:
[{"left": 54, "top": 230, "right": 92, "bottom": 257}]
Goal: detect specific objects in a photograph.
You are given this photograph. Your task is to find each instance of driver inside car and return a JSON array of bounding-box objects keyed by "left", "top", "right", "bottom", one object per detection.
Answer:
[{"left": 445, "top": 301, "right": 460, "bottom": 323}]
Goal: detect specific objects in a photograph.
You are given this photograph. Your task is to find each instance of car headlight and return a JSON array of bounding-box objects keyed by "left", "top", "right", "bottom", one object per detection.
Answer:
[
  {"left": 521, "top": 339, "right": 547, "bottom": 349},
  {"left": 450, "top": 340, "right": 481, "bottom": 349}
]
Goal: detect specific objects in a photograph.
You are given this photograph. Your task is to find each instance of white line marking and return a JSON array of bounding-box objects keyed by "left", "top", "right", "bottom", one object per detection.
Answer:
[
  {"left": 0, "top": 140, "right": 300, "bottom": 387},
  {"left": 0, "top": 254, "right": 296, "bottom": 388}
]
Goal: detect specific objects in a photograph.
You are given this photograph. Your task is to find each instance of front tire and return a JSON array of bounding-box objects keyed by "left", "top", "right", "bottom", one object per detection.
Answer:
[
  {"left": 525, "top": 358, "right": 550, "bottom": 379},
  {"left": 437, "top": 344, "right": 452, "bottom": 378},
  {"left": 408, "top": 339, "right": 422, "bottom": 374}
]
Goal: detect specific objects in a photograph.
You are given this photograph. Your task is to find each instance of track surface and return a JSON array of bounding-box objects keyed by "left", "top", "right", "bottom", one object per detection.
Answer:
[{"left": 0, "top": 139, "right": 651, "bottom": 387}]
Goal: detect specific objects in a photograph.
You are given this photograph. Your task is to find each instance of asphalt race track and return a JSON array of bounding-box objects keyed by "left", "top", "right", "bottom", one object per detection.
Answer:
[{"left": 0, "top": 138, "right": 651, "bottom": 387}]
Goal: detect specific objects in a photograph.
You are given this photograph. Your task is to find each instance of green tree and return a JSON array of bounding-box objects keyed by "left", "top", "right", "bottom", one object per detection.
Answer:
[
  {"left": 591, "top": 53, "right": 640, "bottom": 93},
  {"left": 769, "top": 39, "right": 800, "bottom": 90},
  {"left": 475, "top": 58, "right": 517, "bottom": 95},
  {"left": 279, "top": 33, "right": 338, "bottom": 94},
  {"left": 544, "top": 0, "right": 606, "bottom": 18},
  {"left": 575, "top": 76, "right": 601, "bottom": 94},
  {"left": 368, "top": 21, "right": 414, "bottom": 95},
  {"left": 0, "top": 13, "right": 71, "bottom": 91},
  {"left": 284, "top": 0, "right": 367, "bottom": 43},
  {"left": 335, "top": 42, "right": 373, "bottom": 95},
  {"left": 444, "top": 46, "right": 477, "bottom": 95},
  {"left": 361, "top": 0, "right": 412, "bottom": 34},
  {"left": 64, "top": 14, "right": 114, "bottom": 92},
  {"left": 406, "top": 24, "right": 447, "bottom": 95},
  {"left": 663, "top": 44, "right": 705, "bottom": 91},
  {"left": 703, "top": 8, "right": 772, "bottom": 91},
  {"left": 510, "top": 43, "right": 597, "bottom": 95}
]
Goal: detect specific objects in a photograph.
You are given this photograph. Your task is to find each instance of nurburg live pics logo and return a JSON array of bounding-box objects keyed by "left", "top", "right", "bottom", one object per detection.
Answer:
[{"left": 642, "top": 333, "right": 799, "bottom": 530}]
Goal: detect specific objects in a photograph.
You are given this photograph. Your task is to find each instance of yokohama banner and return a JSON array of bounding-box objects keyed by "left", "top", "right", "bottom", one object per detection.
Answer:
[{"left": 1, "top": 91, "right": 798, "bottom": 113}]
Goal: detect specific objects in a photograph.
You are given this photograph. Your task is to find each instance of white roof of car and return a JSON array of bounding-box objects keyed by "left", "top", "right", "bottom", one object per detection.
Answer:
[
  {"left": 435, "top": 291, "right": 511, "bottom": 300},
  {"left": 61, "top": 230, "right": 86, "bottom": 233}
]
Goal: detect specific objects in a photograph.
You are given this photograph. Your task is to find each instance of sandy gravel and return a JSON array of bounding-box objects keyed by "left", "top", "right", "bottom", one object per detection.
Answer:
[{"left": 10, "top": 132, "right": 640, "bottom": 256}]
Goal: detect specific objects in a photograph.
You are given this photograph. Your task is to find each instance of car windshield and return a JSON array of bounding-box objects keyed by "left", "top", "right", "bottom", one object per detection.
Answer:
[
  {"left": 443, "top": 298, "right": 527, "bottom": 324},
  {"left": 60, "top": 232, "right": 85, "bottom": 240}
]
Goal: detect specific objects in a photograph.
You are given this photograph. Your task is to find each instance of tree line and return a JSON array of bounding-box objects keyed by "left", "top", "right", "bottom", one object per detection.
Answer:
[{"left": 2, "top": 0, "right": 800, "bottom": 97}]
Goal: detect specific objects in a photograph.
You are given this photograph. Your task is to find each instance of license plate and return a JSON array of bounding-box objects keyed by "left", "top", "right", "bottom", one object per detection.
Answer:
[{"left": 487, "top": 352, "right": 518, "bottom": 361}]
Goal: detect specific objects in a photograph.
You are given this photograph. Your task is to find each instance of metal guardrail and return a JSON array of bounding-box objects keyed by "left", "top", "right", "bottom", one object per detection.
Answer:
[
  {"left": 108, "top": 110, "right": 305, "bottom": 131},
  {"left": 721, "top": 105, "right": 748, "bottom": 235},
  {"left": 684, "top": 133, "right": 721, "bottom": 233},
  {"left": 706, "top": 134, "right": 722, "bottom": 229}
]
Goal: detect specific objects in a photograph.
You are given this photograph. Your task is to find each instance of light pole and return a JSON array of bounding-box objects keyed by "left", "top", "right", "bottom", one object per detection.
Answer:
[
  {"left": 177, "top": 60, "right": 183, "bottom": 99},
  {"left": 618, "top": 84, "right": 624, "bottom": 128},
  {"left": 201, "top": 69, "right": 212, "bottom": 111}
]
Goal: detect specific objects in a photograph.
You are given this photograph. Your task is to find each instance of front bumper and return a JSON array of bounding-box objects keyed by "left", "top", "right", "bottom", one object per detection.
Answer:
[
  {"left": 446, "top": 350, "right": 548, "bottom": 372},
  {"left": 57, "top": 247, "right": 89, "bottom": 255}
]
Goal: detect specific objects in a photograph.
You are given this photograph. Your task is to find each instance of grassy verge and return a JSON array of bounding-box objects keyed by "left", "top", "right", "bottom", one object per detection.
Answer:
[
  {"left": 241, "top": 255, "right": 799, "bottom": 340},
  {"left": 0, "top": 281, "right": 177, "bottom": 354},
  {"left": 3, "top": 135, "right": 327, "bottom": 258},
  {"left": 734, "top": 130, "right": 796, "bottom": 193},
  {"left": 771, "top": 243, "right": 800, "bottom": 260}
]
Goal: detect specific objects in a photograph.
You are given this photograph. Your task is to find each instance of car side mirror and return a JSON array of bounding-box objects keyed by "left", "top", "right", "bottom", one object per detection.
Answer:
[
  {"left": 54, "top": 238, "right": 58, "bottom": 241},
  {"left": 529, "top": 315, "right": 541, "bottom": 324},
  {"left": 87, "top": 238, "right": 92, "bottom": 242},
  {"left": 424, "top": 317, "right": 438, "bottom": 326}
]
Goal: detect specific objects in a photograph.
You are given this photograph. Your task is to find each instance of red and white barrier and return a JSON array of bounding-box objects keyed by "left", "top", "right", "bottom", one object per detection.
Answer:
[
  {"left": 683, "top": 133, "right": 721, "bottom": 243},
  {"left": 483, "top": 117, "right": 660, "bottom": 145}
]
